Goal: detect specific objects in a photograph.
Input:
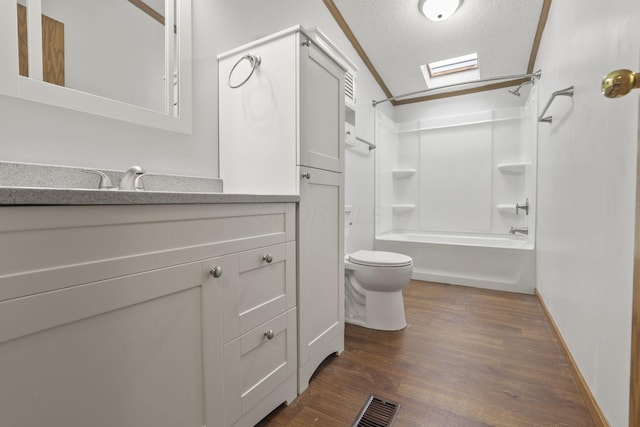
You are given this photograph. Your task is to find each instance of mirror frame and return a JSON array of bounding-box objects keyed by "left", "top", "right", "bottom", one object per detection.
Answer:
[{"left": 0, "top": 0, "right": 192, "bottom": 133}]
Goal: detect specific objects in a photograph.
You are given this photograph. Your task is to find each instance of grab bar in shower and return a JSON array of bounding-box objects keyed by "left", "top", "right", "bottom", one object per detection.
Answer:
[
  {"left": 356, "top": 136, "right": 377, "bottom": 151},
  {"left": 538, "top": 86, "right": 574, "bottom": 123}
]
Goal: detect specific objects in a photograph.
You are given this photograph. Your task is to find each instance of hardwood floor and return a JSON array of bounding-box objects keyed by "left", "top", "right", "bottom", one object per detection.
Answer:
[{"left": 258, "top": 280, "right": 596, "bottom": 426}]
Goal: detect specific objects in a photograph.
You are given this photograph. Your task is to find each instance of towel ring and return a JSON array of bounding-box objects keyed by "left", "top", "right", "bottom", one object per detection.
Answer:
[{"left": 228, "top": 54, "right": 261, "bottom": 89}]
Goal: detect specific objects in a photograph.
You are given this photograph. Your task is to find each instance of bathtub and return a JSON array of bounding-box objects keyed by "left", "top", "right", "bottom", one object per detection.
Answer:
[{"left": 375, "top": 231, "right": 535, "bottom": 294}]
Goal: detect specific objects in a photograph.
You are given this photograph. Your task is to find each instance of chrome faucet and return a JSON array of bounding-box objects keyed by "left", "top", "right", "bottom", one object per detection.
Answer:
[
  {"left": 83, "top": 169, "right": 114, "bottom": 190},
  {"left": 119, "top": 166, "right": 146, "bottom": 191},
  {"left": 509, "top": 226, "right": 529, "bottom": 235}
]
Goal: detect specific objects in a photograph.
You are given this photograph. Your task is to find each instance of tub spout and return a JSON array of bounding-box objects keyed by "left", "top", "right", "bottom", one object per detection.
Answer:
[{"left": 509, "top": 226, "right": 528, "bottom": 235}]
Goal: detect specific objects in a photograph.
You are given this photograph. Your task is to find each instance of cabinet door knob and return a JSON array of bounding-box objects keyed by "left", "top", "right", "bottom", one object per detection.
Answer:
[
  {"left": 301, "top": 171, "right": 311, "bottom": 180},
  {"left": 264, "top": 329, "right": 275, "bottom": 340},
  {"left": 209, "top": 266, "right": 223, "bottom": 278},
  {"left": 263, "top": 253, "right": 273, "bottom": 263}
]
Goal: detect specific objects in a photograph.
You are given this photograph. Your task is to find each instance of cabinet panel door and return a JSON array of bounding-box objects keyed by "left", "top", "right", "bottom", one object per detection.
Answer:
[
  {"left": 299, "top": 41, "right": 345, "bottom": 173},
  {"left": 297, "top": 166, "right": 344, "bottom": 385},
  {"left": 0, "top": 263, "right": 205, "bottom": 427},
  {"left": 221, "top": 242, "right": 296, "bottom": 343},
  {"left": 223, "top": 309, "right": 297, "bottom": 427}
]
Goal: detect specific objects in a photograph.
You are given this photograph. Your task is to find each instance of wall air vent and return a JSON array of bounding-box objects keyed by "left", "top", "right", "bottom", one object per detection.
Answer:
[{"left": 345, "top": 71, "right": 356, "bottom": 106}]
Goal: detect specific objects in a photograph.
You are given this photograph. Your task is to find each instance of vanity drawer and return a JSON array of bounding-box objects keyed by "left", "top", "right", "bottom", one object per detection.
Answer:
[
  {"left": 0, "top": 203, "right": 295, "bottom": 303},
  {"left": 223, "top": 308, "right": 297, "bottom": 426},
  {"left": 220, "top": 242, "right": 296, "bottom": 343}
]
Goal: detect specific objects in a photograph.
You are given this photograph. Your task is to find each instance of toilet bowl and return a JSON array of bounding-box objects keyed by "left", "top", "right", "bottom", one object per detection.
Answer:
[{"left": 344, "top": 250, "right": 413, "bottom": 331}]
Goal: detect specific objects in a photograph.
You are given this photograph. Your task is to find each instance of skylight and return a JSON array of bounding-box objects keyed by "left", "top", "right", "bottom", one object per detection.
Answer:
[
  {"left": 421, "top": 52, "right": 480, "bottom": 89},
  {"left": 427, "top": 53, "right": 478, "bottom": 77}
]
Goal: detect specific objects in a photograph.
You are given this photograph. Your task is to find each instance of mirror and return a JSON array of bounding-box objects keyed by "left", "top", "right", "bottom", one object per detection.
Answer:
[{"left": 2, "top": 0, "right": 191, "bottom": 133}]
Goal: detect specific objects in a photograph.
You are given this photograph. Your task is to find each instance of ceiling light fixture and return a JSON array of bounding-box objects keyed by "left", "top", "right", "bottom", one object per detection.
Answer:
[{"left": 419, "top": 0, "right": 462, "bottom": 21}]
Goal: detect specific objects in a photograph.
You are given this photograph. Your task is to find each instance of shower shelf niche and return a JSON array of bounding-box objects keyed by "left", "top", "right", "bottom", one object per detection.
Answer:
[
  {"left": 392, "top": 204, "right": 416, "bottom": 213},
  {"left": 392, "top": 169, "right": 416, "bottom": 179},
  {"left": 497, "top": 163, "right": 528, "bottom": 174}
]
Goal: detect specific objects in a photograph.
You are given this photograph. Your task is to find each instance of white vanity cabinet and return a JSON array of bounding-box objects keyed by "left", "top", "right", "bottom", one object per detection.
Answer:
[
  {"left": 0, "top": 202, "right": 296, "bottom": 427},
  {"left": 218, "top": 26, "right": 346, "bottom": 393}
]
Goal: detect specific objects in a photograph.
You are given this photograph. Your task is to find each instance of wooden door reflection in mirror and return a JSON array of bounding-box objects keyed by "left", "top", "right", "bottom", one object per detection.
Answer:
[{"left": 17, "top": 3, "right": 64, "bottom": 86}]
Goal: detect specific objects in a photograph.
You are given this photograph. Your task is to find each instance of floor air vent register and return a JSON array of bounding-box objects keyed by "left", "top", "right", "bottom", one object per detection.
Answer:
[{"left": 352, "top": 395, "right": 401, "bottom": 427}]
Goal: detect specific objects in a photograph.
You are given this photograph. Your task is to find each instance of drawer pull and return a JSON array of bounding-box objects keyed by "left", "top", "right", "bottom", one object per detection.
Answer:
[
  {"left": 264, "top": 329, "right": 275, "bottom": 340},
  {"left": 209, "top": 266, "right": 223, "bottom": 278},
  {"left": 263, "top": 253, "right": 273, "bottom": 263}
]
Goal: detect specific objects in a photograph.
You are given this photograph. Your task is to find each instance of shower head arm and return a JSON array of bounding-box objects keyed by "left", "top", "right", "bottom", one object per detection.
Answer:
[{"left": 509, "top": 78, "right": 537, "bottom": 96}]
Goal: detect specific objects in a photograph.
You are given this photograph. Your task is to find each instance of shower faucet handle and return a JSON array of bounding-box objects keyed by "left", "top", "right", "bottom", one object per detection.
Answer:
[{"left": 516, "top": 198, "right": 529, "bottom": 216}]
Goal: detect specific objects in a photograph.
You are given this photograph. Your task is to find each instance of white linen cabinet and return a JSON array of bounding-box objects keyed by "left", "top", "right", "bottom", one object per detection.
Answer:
[{"left": 218, "top": 26, "right": 346, "bottom": 392}]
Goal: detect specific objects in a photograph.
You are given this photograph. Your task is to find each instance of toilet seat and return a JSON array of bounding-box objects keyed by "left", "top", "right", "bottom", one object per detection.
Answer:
[{"left": 348, "top": 250, "right": 412, "bottom": 267}]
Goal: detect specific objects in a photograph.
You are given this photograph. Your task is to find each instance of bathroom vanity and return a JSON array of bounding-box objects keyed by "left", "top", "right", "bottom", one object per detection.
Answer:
[{"left": 0, "top": 178, "right": 298, "bottom": 427}]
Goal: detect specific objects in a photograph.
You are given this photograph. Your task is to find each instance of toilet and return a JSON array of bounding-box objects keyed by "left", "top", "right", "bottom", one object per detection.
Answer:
[{"left": 344, "top": 250, "right": 413, "bottom": 331}]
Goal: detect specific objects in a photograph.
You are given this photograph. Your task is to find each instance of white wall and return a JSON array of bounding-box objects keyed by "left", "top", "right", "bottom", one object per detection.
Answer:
[{"left": 534, "top": 0, "right": 640, "bottom": 425}]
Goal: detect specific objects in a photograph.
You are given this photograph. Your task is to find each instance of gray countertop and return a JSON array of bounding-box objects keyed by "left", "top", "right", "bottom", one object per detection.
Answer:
[
  {"left": 0, "top": 187, "right": 299, "bottom": 205},
  {"left": 0, "top": 162, "right": 298, "bottom": 205}
]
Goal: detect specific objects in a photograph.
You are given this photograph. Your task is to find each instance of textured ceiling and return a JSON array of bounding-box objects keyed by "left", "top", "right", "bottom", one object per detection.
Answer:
[{"left": 330, "top": 0, "right": 545, "bottom": 100}]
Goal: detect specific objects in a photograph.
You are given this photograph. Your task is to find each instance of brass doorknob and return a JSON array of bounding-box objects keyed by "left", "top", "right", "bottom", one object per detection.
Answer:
[{"left": 601, "top": 69, "right": 640, "bottom": 98}]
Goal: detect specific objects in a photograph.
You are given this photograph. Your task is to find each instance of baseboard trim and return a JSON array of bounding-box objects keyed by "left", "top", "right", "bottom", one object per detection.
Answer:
[{"left": 535, "top": 290, "right": 609, "bottom": 427}]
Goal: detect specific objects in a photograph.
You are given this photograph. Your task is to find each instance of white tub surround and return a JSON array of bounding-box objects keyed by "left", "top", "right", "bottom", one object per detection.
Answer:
[
  {"left": 376, "top": 232, "right": 535, "bottom": 294},
  {"left": 375, "top": 86, "right": 538, "bottom": 294}
]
